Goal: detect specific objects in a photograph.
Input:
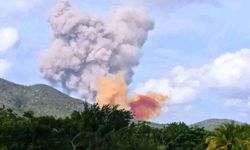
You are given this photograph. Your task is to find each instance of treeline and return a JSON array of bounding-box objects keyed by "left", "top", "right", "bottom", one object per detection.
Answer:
[{"left": 0, "top": 103, "right": 250, "bottom": 150}]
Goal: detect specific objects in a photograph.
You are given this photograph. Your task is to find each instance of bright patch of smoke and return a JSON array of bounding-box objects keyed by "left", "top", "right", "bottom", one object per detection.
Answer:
[
  {"left": 39, "top": 0, "right": 154, "bottom": 100},
  {"left": 96, "top": 72, "right": 167, "bottom": 120}
]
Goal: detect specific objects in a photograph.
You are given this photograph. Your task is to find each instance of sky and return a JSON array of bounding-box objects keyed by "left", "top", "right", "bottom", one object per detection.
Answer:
[{"left": 0, "top": 0, "right": 250, "bottom": 124}]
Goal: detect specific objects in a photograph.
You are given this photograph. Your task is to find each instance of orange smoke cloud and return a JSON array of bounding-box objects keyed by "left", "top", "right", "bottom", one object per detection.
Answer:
[
  {"left": 96, "top": 72, "right": 129, "bottom": 109},
  {"left": 129, "top": 93, "right": 167, "bottom": 120},
  {"left": 96, "top": 72, "right": 168, "bottom": 121}
]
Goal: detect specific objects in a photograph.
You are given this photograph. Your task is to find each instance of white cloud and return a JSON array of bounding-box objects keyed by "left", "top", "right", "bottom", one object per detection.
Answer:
[
  {"left": 0, "top": 0, "right": 44, "bottom": 17},
  {"left": 0, "top": 27, "right": 18, "bottom": 76},
  {"left": 141, "top": 0, "right": 220, "bottom": 8},
  {"left": 136, "top": 79, "right": 197, "bottom": 105},
  {"left": 0, "top": 27, "right": 19, "bottom": 53},
  {"left": 224, "top": 98, "right": 242, "bottom": 107},
  {"left": 110, "top": 0, "right": 220, "bottom": 7},
  {"left": 0, "top": 59, "right": 10, "bottom": 76},
  {"left": 222, "top": 97, "right": 250, "bottom": 118},
  {"left": 135, "top": 48, "right": 250, "bottom": 106}
]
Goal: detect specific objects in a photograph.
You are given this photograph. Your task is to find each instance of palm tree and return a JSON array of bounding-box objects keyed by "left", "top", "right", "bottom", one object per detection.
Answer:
[
  {"left": 237, "top": 125, "right": 250, "bottom": 150},
  {"left": 206, "top": 122, "right": 250, "bottom": 150}
]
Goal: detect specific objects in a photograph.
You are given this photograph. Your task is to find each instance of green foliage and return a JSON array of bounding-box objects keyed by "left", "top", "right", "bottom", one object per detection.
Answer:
[
  {"left": 0, "top": 103, "right": 133, "bottom": 150},
  {"left": 206, "top": 122, "right": 250, "bottom": 150},
  {"left": 153, "top": 122, "right": 209, "bottom": 150},
  {"left": 2, "top": 103, "right": 249, "bottom": 150}
]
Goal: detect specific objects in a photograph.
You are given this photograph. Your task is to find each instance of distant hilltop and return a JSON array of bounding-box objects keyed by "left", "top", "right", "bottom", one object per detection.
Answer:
[
  {"left": 191, "top": 119, "right": 246, "bottom": 131},
  {"left": 147, "top": 119, "right": 246, "bottom": 131}
]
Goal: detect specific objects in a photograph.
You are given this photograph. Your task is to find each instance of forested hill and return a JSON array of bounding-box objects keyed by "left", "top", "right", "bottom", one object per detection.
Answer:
[
  {"left": 0, "top": 78, "right": 83, "bottom": 117},
  {"left": 191, "top": 119, "right": 245, "bottom": 131},
  {"left": 148, "top": 119, "right": 246, "bottom": 131}
]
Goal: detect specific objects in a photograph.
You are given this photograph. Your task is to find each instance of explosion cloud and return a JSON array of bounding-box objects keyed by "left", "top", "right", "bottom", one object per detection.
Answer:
[
  {"left": 39, "top": 0, "right": 154, "bottom": 100},
  {"left": 129, "top": 92, "right": 167, "bottom": 120},
  {"left": 96, "top": 72, "right": 168, "bottom": 120},
  {"left": 129, "top": 95, "right": 162, "bottom": 120},
  {"left": 40, "top": 0, "right": 168, "bottom": 120}
]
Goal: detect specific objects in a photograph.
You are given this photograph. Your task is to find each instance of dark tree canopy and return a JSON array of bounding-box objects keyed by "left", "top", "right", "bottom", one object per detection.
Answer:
[{"left": 0, "top": 102, "right": 249, "bottom": 150}]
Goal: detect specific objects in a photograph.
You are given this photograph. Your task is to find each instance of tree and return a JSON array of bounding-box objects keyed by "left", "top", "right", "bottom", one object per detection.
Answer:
[
  {"left": 4, "top": 102, "right": 245, "bottom": 150},
  {"left": 206, "top": 122, "right": 250, "bottom": 150},
  {"left": 110, "top": 122, "right": 159, "bottom": 150},
  {"left": 153, "top": 122, "right": 208, "bottom": 150}
]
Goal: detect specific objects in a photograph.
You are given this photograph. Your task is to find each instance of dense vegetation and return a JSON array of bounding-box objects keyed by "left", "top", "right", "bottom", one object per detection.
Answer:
[{"left": 0, "top": 103, "right": 249, "bottom": 150}]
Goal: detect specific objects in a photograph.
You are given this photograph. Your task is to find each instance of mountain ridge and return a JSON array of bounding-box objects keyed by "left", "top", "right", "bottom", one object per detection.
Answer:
[
  {"left": 0, "top": 78, "right": 84, "bottom": 118},
  {"left": 190, "top": 118, "right": 246, "bottom": 131}
]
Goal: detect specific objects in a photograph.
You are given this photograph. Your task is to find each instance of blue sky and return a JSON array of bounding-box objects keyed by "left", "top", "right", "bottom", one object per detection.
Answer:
[{"left": 1, "top": 0, "right": 250, "bottom": 124}]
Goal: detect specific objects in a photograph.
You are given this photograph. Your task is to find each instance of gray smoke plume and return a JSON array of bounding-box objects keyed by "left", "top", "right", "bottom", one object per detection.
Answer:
[{"left": 39, "top": 0, "right": 154, "bottom": 100}]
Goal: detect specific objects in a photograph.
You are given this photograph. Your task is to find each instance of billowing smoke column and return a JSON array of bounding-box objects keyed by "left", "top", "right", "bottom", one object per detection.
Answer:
[
  {"left": 39, "top": 0, "right": 154, "bottom": 100},
  {"left": 40, "top": 0, "right": 167, "bottom": 120},
  {"left": 96, "top": 72, "right": 168, "bottom": 120}
]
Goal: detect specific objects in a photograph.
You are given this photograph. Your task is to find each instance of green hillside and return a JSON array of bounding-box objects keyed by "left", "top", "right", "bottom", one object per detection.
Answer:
[
  {"left": 0, "top": 78, "right": 84, "bottom": 118},
  {"left": 191, "top": 119, "right": 245, "bottom": 131}
]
